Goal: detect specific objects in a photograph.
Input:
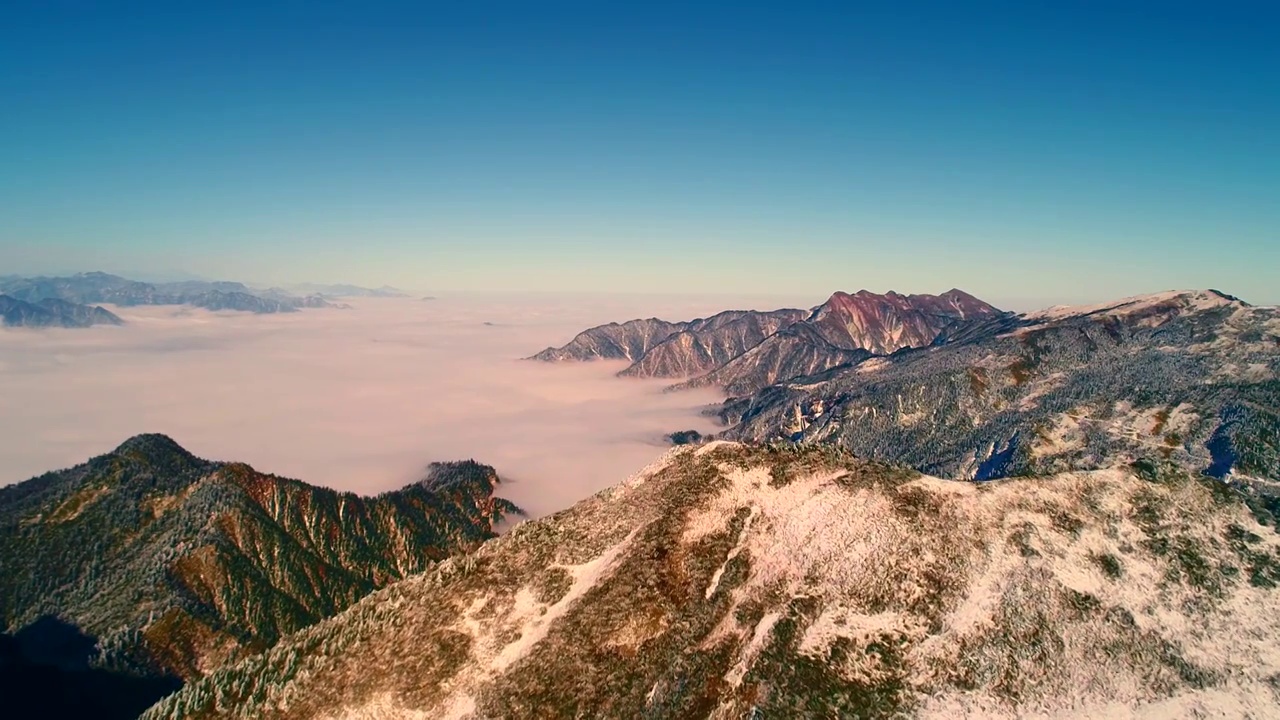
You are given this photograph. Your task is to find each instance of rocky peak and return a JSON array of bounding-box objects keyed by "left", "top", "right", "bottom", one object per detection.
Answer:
[
  {"left": 808, "top": 288, "right": 1002, "bottom": 354},
  {"left": 816, "top": 288, "right": 998, "bottom": 318},
  {"left": 936, "top": 287, "right": 997, "bottom": 317}
]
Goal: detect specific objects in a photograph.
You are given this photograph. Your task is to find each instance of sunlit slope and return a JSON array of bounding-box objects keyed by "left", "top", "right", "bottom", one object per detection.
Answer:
[
  {"left": 0, "top": 434, "right": 519, "bottom": 681},
  {"left": 149, "top": 442, "right": 1280, "bottom": 719}
]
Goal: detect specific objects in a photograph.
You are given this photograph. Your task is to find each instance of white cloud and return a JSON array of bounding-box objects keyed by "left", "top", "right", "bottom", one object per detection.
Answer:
[{"left": 0, "top": 294, "right": 799, "bottom": 517}]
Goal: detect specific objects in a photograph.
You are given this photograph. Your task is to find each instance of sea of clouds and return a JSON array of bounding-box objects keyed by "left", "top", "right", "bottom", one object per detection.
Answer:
[{"left": 0, "top": 292, "right": 817, "bottom": 517}]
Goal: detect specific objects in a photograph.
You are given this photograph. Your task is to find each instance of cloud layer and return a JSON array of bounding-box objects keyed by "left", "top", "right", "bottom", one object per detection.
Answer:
[{"left": 0, "top": 294, "right": 810, "bottom": 517}]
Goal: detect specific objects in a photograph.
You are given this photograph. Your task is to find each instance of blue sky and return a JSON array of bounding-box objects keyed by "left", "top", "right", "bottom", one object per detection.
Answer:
[{"left": 2, "top": 1, "right": 1277, "bottom": 307}]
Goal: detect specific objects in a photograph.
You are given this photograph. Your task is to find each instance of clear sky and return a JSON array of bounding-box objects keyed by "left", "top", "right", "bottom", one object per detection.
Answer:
[{"left": 2, "top": 1, "right": 1277, "bottom": 307}]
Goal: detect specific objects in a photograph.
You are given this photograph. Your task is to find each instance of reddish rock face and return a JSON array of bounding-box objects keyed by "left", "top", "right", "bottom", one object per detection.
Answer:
[
  {"left": 0, "top": 435, "right": 520, "bottom": 689},
  {"left": 807, "top": 289, "right": 1002, "bottom": 354},
  {"left": 529, "top": 289, "right": 1004, "bottom": 395}
]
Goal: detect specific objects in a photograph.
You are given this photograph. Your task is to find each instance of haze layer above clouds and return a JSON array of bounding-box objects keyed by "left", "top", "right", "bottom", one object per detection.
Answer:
[{"left": 0, "top": 294, "right": 815, "bottom": 517}]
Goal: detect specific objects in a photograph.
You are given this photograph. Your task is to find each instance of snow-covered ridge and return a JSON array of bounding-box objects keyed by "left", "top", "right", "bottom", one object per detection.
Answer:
[
  {"left": 1022, "top": 289, "right": 1244, "bottom": 323},
  {"left": 146, "top": 443, "right": 1280, "bottom": 720}
]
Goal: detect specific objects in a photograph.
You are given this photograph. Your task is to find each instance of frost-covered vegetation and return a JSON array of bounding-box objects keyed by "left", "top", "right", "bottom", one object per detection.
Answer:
[
  {"left": 724, "top": 290, "right": 1280, "bottom": 483},
  {"left": 146, "top": 442, "right": 1280, "bottom": 719},
  {"left": 0, "top": 434, "right": 519, "bottom": 688}
]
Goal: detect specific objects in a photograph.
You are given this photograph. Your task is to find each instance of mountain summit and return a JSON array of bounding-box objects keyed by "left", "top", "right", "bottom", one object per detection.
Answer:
[{"left": 807, "top": 289, "right": 1001, "bottom": 354}]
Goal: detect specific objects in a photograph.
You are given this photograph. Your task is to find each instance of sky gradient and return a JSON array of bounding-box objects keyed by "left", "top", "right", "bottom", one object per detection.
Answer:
[{"left": 2, "top": 1, "right": 1277, "bottom": 306}]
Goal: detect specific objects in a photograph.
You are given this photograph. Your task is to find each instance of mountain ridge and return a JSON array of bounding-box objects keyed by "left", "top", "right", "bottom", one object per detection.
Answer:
[
  {"left": 528, "top": 289, "right": 1005, "bottom": 394},
  {"left": 0, "top": 434, "right": 521, "bottom": 705},
  {"left": 0, "top": 272, "right": 354, "bottom": 315},
  {"left": 716, "top": 288, "right": 1278, "bottom": 484},
  {"left": 530, "top": 288, "right": 1277, "bottom": 487},
  {"left": 617, "top": 308, "right": 810, "bottom": 380},
  {"left": 143, "top": 442, "right": 1280, "bottom": 719},
  {"left": 0, "top": 294, "right": 124, "bottom": 328}
]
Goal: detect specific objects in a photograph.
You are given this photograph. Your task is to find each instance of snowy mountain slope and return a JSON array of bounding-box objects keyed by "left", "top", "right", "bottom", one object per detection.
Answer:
[
  {"left": 719, "top": 290, "right": 1280, "bottom": 483},
  {"left": 618, "top": 308, "right": 809, "bottom": 379},
  {"left": 1022, "top": 288, "right": 1243, "bottom": 323},
  {"left": 145, "top": 443, "right": 1280, "bottom": 719},
  {"left": 671, "top": 321, "right": 873, "bottom": 396},
  {"left": 528, "top": 317, "right": 687, "bottom": 363}
]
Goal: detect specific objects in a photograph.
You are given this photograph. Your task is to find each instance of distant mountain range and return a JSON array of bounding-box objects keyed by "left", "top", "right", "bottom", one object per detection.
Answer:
[
  {"left": 144, "top": 442, "right": 1280, "bottom": 719},
  {"left": 530, "top": 289, "right": 1005, "bottom": 395},
  {"left": 0, "top": 272, "right": 387, "bottom": 316},
  {"left": 278, "top": 283, "right": 409, "bottom": 299},
  {"left": 0, "top": 294, "right": 123, "bottom": 328},
  {"left": 0, "top": 434, "right": 519, "bottom": 715},
  {"left": 535, "top": 288, "right": 1280, "bottom": 486}
]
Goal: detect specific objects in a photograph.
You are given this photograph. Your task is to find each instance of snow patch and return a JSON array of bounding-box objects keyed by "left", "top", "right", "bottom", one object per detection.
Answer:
[
  {"left": 611, "top": 447, "right": 684, "bottom": 498},
  {"left": 1032, "top": 412, "right": 1088, "bottom": 458},
  {"left": 682, "top": 467, "right": 770, "bottom": 544},
  {"left": 1015, "top": 371, "right": 1066, "bottom": 411},
  {"left": 694, "top": 466, "right": 904, "bottom": 632},
  {"left": 490, "top": 526, "right": 640, "bottom": 672},
  {"left": 704, "top": 505, "right": 758, "bottom": 599},
  {"left": 438, "top": 694, "right": 476, "bottom": 720},
  {"left": 724, "top": 610, "right": 783, "bottom": 688},
  {"left": 899, "top": 474, "right": 976, "bottom": 497},
  {"left": 799, "top": 608, "right": 913, "bottom": 658},
  {"left": 331, "top": 693, "right": 431, "bottom": 720},
  {"left": 855, "top": 357, "right": 892, "bottom": 375},
  {"left": 695, "top": 440, "right": 740, "bottom": 456}
]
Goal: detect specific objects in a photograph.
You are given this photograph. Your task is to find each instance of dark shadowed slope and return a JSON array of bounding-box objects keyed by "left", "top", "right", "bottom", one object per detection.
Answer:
[
  {"left": 145, "top": 443, "right": 1280, "bottom": 719},
  {"left": 0, "top": 434, "right": 520, "bottom": 689},
  {"left": 0, "top": 617, "right": 183, "bottom": 720}
]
